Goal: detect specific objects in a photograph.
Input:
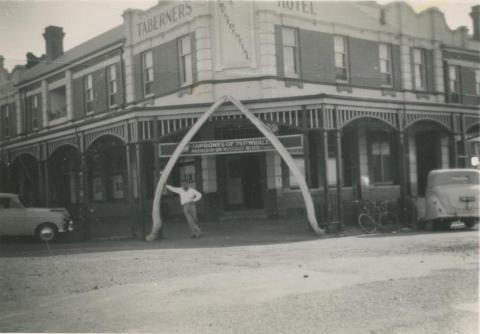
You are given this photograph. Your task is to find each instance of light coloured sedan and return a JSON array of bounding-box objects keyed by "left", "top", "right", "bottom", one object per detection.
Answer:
[
  {"left": 0, "top": 193, "right": 74, "bottom": 242},
  {"left": 416, "top": 169, "right": 480, "bottom": 230}
]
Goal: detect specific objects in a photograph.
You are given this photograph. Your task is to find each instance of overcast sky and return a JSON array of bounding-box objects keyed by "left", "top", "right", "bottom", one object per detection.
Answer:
[{"left": 0, "top": 0, "right": 478, "bottom": 71}]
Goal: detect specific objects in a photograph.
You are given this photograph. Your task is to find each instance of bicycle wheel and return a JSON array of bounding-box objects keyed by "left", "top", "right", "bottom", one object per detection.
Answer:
[
  {"left": 358, "top": 213, "right": 376, "bottom": 234},
  {"left": 380, "top": 212, "right": 400, "bottom": 230}
]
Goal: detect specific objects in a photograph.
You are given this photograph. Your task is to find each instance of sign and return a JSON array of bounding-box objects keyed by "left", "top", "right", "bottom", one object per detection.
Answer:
[
  {"left": 136, "top": 1, "right": 193, "bottom": 39},
  {"left": 277, "top": 1, "right": 317, "bottom": 15},
  {"left": 159, "top": 135, "right": 303, "bottom": 157}
]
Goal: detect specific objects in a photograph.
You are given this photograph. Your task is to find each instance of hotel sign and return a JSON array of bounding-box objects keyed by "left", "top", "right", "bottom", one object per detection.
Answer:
[
  {"left": 135, "top": 1, "right": 193, "bottom": 39},
  {"left": 159, "top": 135, "right": 303, "bottom": 157}
]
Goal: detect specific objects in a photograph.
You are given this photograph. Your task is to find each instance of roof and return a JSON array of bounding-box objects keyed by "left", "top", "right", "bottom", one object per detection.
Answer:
[
  {"left": 0, "top": 193, "right": 18, "bottom": 198},
  {"left": 429, "top": 169, "right": 480, "bottom": 175},
  {"left": 18, "top": 25, "right": 125, "bottom": 85}
]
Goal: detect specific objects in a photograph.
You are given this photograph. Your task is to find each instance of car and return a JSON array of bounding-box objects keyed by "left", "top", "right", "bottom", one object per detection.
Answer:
[
  {"left": 0, "top": 193, "right": 74, "bottom": 242},
  {"left": 416, "top": 169, "right": 480, "bottom": 230}
]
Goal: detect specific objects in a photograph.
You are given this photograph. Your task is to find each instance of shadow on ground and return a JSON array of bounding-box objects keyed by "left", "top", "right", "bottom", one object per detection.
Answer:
[
  {"left": 1, "top": 218, "right": 475, "bottom": 258},
  {"left": 0, "top": 219, "right": 325, "bottom": 257}
]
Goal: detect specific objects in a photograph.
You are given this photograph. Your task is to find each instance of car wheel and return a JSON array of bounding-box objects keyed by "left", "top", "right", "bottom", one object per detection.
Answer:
[
  {"left": 36, "top": 224, "right": 58, "bottom": 242},
  {"left": 464, "top": 219, "right": 478, "bottom": 229},
  {"left": 415, "top": 219, "right": 426, "bottom": 231}
]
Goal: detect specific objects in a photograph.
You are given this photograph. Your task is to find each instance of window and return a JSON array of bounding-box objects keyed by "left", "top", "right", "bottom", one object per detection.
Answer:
[
  {"left": 107, "top": 65, "right": 117, "bottom": 108},
  {"left": 1, "top": 104, "right": 9, "bottom": 138},
  {"left": 369, "top": 132, "right": 394, "bottom": 183},
  {"left": 412, "top": 48, "right": 426, "bottom": 90},
  {"left": 379, "top": 43, "right": 392, "bottom": 86},
  {"left": 448, "top": 65, "right": 461, "bottom": 103},
  {"left": 84, "top": 74, "right": 94, "bottom": 113},
  {"left": 142, "top": 50, "right": 154, "bottom": 96},
  {"left": 476, "top": 69, "right": 480, "bottom": 96},
  {"left": 282, "top": 27, "right": 299, "bottom": 77},
  {"left": 334, "top": 36, "right": 349, "bottom": 81},
  {"left": 448, "top": 66, "right": 459, "bottom": 93},
  {"left": 179, "top": 35, "right": 192, "bottom": 85},
  {"left": 28, "top": 95, "right": 39, "bottom": 130}
]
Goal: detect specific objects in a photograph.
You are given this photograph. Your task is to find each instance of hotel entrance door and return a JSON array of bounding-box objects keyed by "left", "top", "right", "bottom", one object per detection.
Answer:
[{"left": 220, "top": 154, "right": 264, "bottom": 210}]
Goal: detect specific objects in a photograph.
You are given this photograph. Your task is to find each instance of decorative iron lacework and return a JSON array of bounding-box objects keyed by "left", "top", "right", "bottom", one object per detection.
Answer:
[
  {"left": 84, "top": 122, "right": 129, "bottom": 150},
  {"left": 336, "top": 107, "right": 398, "bottom": 129},
  {"left": 404, "top": 111, "right": 452, "bottom": 131},
  {"left": 464, "top": 114, "right": 480, "bottom": 132},
  {"left": 155, "top": 110, "right": 305, "bottom": 138},
  {"left": 47, "top": 136, "right": 81, "bottom": 157},
  {"left": 10, "top": 145, "right": 40, "bottom": 163}
]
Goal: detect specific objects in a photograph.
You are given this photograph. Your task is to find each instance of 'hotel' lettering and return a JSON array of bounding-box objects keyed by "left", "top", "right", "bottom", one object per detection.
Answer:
[{"left": 277, "top": 1, "right": 316, "bottom": 15}]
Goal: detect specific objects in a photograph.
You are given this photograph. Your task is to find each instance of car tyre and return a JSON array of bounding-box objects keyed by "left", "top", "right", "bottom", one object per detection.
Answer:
[{"left": 36, "top": 223, "right": 58, "bottom": 242}]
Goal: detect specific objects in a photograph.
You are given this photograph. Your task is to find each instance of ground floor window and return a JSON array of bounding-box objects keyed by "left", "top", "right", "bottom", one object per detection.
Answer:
[{"left": 368, "top": 131, "right": 396, "bottom": 184}]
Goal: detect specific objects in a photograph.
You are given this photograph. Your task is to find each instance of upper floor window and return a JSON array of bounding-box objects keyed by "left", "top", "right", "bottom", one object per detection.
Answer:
[
  {"left": 28, "top": 95, "right": 40, "bottom": 130},
  {"left": 448, "top": 66, "right": 460, "bottom": 93},
  {"left": 142, "top": 50, "right": 154, "bottom": 96},
  {"left": 1, "top": 104, "right": 10, "bottom": 138},
  {"left": 379, "top": 43, "right": 392, "bottom": 86},
  {"left": 84, "top": 74, "right": 94, "bottom": 113},
  {"left": 107, "top": 65, "right": 117, "bottom": 108},
  {"left": 334, "top": 36, "right": 349, "bottom": 82},
  {"left": 476, "top": 69, "right": 480, "bottom": 96},
  {"left": 412, "top": 48, "right": 426, "bottom": 91},
  {"left": 282, "top": 27, "right": 299, "bottom": 77},
  {"left": 179, "top": 35, "right": 193, "bottom": 85},
  {"left": 448, "top": 65, "right": 461, "bottom": 103}
]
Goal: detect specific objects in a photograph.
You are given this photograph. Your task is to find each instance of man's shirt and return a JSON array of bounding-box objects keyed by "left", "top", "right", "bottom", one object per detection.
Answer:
[{"left": 165, "top": 185, "right": 202, "bottom": 205}]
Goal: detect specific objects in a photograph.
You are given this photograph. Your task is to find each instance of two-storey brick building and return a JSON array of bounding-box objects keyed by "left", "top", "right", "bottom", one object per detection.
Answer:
[{"left": 1, "top": 1, "right": 479, "bottom": 236}]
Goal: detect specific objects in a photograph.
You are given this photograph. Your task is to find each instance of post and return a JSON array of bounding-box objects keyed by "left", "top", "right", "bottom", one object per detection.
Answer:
[
  {"left": 44, "top": 160, "right": 50, "bottom": 206},
  {"left": 451, "top": 133, "right": 459, "bottom": 168},
  {"left": 321, "top": 130, "right": 330, "bottom": 223},
  {"left": 79, "top": 152, "right": 91, "bottom": 239},
  {"left": 398, "top": 131, "right": 407, "bottom": 224},
  {"left": 135, "top": 143, "right": 145, "bottom": 238},
  {"left": 460, "top": 115, "right": 468, "bottom": 168},
  {"left": 335, "top": 129, "right": 344, "bottom": 230}
]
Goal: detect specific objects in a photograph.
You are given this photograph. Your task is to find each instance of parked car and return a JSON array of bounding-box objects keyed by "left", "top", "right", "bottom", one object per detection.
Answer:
[
  {"left": 0, "top": 193, "right": 74, "bottom": 241},
  {"left": 416, "top": 169, "right": 480, "bottom": 230}
]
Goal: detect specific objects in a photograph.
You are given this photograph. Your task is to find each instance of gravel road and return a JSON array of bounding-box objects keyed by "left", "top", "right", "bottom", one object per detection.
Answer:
[{"left": 0, "top": 227, "right": 478, "bottom": 333}]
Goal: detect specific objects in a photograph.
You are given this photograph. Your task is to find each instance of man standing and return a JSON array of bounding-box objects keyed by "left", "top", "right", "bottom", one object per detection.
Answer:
[{"left": 165, "top": 180, "right": 203, "bottom": 238}]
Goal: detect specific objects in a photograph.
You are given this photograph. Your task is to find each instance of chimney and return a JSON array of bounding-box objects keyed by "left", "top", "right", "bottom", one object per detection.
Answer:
[
  {"left": 43, "top": 26, "right": 65, "bottom": 61},
  {"left": 471, "top": 5, "right": 480, "bottom": 41}
]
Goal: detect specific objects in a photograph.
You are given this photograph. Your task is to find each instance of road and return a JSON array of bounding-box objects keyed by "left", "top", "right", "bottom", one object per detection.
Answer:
[{"left": 0, "top": 226, "right": 478, "bottom": 333}]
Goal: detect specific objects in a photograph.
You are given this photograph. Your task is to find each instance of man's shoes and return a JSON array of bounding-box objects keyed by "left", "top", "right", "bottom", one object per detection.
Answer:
[{"left": 145, "top": 233, "right": 158, "bottom": 242}]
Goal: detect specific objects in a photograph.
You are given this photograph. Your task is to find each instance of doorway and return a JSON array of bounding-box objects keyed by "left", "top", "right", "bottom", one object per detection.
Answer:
[
  {"left": 415, "top": 131, "right": 441, "bottom": 196},
  {"left": 220, "top": 154, "right": 265, "bottom": 210}
]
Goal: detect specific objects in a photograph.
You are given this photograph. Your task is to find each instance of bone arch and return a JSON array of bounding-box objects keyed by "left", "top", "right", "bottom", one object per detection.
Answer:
[{"left": 148, "top": 95, "right": 325, "bottom": 240}]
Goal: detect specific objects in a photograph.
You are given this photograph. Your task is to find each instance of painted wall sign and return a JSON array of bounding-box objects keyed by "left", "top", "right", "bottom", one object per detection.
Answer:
[
  {"left": 136, "top": 1, "right": 193, "bottom": 38},
  {"left": 214, "top": 1, "right": 255, "bottom": 68},
  {"left": 159, "top": 134, "right": 303, "bottom": 157},
  {"left": 218, "top": 1, "right": 250, "bottom": 60}
]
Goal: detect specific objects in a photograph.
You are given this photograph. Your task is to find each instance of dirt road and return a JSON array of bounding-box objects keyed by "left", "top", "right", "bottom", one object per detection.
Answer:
[{"left": 0, "top": 227, "right": 478, "bottom": 333}]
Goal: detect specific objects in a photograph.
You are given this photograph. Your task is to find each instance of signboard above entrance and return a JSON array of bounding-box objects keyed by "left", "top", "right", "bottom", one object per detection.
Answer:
[{"left": 158, "top": 135, "right": 303, "bottom": 157}]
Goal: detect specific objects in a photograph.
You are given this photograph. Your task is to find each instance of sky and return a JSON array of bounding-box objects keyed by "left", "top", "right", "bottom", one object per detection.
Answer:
[{"left": 0, "top": 0, "right": 478, "bottom": 72}]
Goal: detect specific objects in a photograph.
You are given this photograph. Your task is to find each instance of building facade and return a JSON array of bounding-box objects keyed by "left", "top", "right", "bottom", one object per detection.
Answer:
[{"left": 1, "top": 1, "right": 479, "bottom": 234}]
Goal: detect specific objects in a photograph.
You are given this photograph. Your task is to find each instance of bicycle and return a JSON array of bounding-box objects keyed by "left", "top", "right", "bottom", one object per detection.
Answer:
[{"left": 357, "top": 200, "right": 400, "bottom": 234}]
